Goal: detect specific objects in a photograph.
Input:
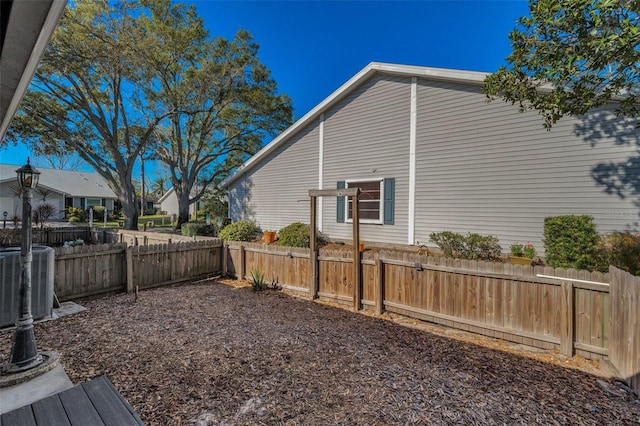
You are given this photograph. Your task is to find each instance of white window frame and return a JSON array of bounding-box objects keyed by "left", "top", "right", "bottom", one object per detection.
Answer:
[
  {"left": 86, "top": 198, "right": 102, "bottom": 208},
  {"left": 345, "top": 178, "right": 384, "bottom": 225}
]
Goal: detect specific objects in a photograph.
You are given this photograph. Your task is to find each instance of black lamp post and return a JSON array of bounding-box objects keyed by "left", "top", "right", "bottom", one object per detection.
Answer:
[{"left": 4, "top": 159, "right": 43, "bottom": 373}]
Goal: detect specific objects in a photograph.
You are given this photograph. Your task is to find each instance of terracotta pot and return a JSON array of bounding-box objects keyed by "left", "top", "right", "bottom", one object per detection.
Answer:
[{"left": 263, "top": 231, "right": 276, "bottom": 244}]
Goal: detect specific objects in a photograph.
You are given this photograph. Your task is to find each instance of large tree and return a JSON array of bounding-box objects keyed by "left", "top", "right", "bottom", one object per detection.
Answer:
[
  {"left": 484, "top": 0, "right": 640, "bottom": 128},
  {"left": 4, "top": 0, "right": 201, "bottom": 229},
  {"left": 147, "top": 25, "right": 292, "bottom": 228}
]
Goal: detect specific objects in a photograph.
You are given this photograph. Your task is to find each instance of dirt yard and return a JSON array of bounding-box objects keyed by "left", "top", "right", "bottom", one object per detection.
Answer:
[{"left": 1, "top": 279, "right": 638, "bottom": 425}]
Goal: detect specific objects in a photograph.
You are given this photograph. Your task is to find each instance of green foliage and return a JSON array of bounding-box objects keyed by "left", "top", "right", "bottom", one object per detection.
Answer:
[
  {"left": 33, "top": 203, "right": 56, "bottom": 228},
  {"left": 66, "top": 207, "right": 87, "bottom": 222},
  {"left": 277, "top": 222, "right": 328, "bottom": 248},
  {"left": 543, "top": 215, "right": 598, "bottom": 270},
  {"left": 595, "top": 232, "right": 640, "bottom": 276},
  {"left": 201, "top": 188, "right": 229, "bottom": 220},
  {"left": 484, "top": 1, "right": 640, "bottom": 128},
  {"left": 218, "top": 221, "right": 260, "bottom": 242},
  {"left": 429, "top": 231, "right": 465, "bottom": 258},
  {"left": 92, "top": 205, "right": 106, "bottom": 220},
  {"left": 429, "top": 231, "right": 502, "bottom": 261},
  {"left": 250, "top": 268, "right": 268, "bottom": 292},
  {"left": 180, "top": 221, "right": 218, "bottom": 237},
  {"left": 510, "top": 242, "right": 537, "bottom": 259},
  {"left": 144, "top": 208, "right": 157, "bottom": 216}
]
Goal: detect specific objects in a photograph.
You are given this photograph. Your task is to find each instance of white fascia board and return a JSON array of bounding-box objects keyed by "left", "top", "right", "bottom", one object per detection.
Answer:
[
  {"left": 0, "top": 0, "right": 68, "bottom": 142},
  {"left": 221, "top": 62, "right": 492, "bottom": 188}
]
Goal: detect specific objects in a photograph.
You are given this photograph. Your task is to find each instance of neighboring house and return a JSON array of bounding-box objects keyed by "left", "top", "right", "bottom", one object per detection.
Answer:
[
  {"left": 157, "top": 187, "right": 203, "bottom": 219},
  {"left": 0, "top": 164, "right": 117, "bottom": 219},
  {"left": 221, "top": 62, "right": 639, "bottom": 253}
]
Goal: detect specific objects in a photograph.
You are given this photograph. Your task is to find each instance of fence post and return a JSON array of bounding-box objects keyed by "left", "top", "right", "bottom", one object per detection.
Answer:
[
  {"left": 126, "top": 246, "right": 134, "bottom": 293},
  {"left": 238, "top": 244, "right": 245, "bottom": 280},
  {"left": 222, "top": 243, "right": 228, "bottom": 277},
  {"left": 560, "top": 280, "right": 574, "bottom": 356},
  {"left": 375, "top": 255, "right": 384, "bottom": 315}
]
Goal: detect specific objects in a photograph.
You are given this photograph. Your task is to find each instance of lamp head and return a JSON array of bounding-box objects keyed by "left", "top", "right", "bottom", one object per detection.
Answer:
[{"left": 15, "top": 158, "right": 40, "bottom": 189}]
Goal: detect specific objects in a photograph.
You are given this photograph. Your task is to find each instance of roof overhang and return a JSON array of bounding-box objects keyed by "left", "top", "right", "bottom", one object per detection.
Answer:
[
  {"left": 0, "top": 0, "right": 67, "bottom": 142},
  {"left": 220, "top": 62, "right": 490, "bottom": 188}
]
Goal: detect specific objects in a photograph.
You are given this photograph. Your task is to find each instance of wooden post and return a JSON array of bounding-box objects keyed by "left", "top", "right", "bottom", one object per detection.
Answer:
[
  {"left": 560, "top": 280, "right": 574, "bottom": 356},
  {"left": 375, "top": 255, "right": 383, "bottom": 315},
  {"left": 310, "top": 196, "right": 318, "bottom": 299},
  {"left": 353, "top": 194, "right": 361, "bottom": 311},
  {"left": 126, "top": 246, "right": 134, "bottom": 293},
  {"left": 238, "top": 244, "right": 245, "bottom": 280},
  {"left": 222, "top": 243, "right": 228, "bottom": 277}
]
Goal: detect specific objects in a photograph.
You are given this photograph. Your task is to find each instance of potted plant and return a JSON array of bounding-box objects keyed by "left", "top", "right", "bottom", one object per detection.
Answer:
[
  {"left": 263, "top": 230, "right": 276, "bottom": 244},
  {"left": 509, "top": 242, "right": 536, "bottom": 265}
]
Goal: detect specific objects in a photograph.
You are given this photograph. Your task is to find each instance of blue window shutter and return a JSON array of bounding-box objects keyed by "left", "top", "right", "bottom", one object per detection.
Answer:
[
  {"left": 383, "top": 178, "right": 395, "bottom": 225},
  {"left": 336, "top": 181, "right": 345, "bottom": 223}
]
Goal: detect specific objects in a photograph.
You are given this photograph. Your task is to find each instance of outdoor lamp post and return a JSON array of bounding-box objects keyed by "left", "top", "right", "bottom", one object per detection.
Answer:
[
  {"left": 5, "top": 159, "right": 43, "bottom": 373},
  {"left": 2, "top": 211, "right": 6, "bottom": 229}
]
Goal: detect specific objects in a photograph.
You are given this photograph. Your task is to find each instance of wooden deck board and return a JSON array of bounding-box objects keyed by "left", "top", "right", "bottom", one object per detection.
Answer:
[
  {"left": 1, "top": 375, "right": 142, "bottom": 426},
  {"left": 32, "top": 395, "right": 71, "bottom": 426}
]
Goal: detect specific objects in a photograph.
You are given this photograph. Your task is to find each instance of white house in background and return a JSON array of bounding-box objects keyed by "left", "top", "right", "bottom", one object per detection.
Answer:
[
  {"left": 0, "top": 164, "right": 117, "bottom": 219},
  {"left": 221, "top": 62, "right": 639, "bottom": 253},
  {"left": 157, "top": 187, "right": 202, "bottom": 219}
]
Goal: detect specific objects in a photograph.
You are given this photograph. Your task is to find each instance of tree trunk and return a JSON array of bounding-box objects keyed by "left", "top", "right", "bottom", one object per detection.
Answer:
[
  {"left": 175, "top": 189, "right": 192, "bottom": 230},
  {"left": 120, "top": 179, "right": 139, "bottom": 230}
]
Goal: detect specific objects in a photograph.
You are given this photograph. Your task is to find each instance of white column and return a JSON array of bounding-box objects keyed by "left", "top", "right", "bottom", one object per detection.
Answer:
[
  {"left": 318, "top": 113, "right": 325, "bottom": 232},
  {"left": 408, "top": 77, "right": 417, "bottom": 245}
]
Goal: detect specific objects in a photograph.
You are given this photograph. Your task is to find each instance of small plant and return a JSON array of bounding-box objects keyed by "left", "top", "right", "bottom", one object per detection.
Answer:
[
  {"left": 250, "top": 268, "right": 268, "bottom": 291},
  {"left": 429, "top": 231, "right": 501, "bottom": 261},
  {"left": 181, "top": 221, "right": 218, "bottom": 237},
  {"left": 63, "top": 238, "right": 85, "bottom": 248},
  {"left": 33, "top": 203, "right": 56, "bottom": 229},
  {"left": 92, "top": 206, "right": 106, "bottom": 220},
  {"left": 66, "top": 207, "right": 87, "bottom": 222},
  {"left": 277, "top": 222, "right": 328, "bottom": 248},
  {"left": 218, "top": 220, "right": 260, "bottom": 241},
  {"left": 510, "top": 242, "right": 536, "bottom": 259}
]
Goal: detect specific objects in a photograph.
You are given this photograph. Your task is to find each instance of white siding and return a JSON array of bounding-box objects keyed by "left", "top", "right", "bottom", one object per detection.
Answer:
[
  {"left": 414, "top": 79, "right": 639, "bottom": 253},
  {"left": 228, "top": 123, "right": 320, "bottom": 231},
  {"left": 322, "top": 74, "right": 411, "bottom": 243}
]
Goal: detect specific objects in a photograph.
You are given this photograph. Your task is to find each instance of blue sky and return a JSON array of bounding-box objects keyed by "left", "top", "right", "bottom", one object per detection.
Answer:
[{"left": 1, "top": 0, "right": 530, "bottom": 176}]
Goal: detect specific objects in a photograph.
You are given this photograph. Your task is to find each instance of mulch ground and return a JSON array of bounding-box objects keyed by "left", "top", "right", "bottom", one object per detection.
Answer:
[{"left": 1, "top": 279, "right": 638, "bottom": 425}]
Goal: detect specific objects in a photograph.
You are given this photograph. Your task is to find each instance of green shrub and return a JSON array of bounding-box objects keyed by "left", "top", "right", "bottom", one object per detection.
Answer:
[
  {"left": 66, "top": 207, "right": 87, "bottom": 222},
  {"left": 218, "top": 220, "right": 260, "bottom": 241},
  {"left": 543, "top": 215, "right": 598, "bottom": 270},
  {"left": 429, "top": 231, "right": 502, "bottom": 261},
  {"left": 250, "top": 268, "right": 268, "bottom": 291},
  {"left": 277, "top": 222, "right": 328, "bottom": 248},
  {"left": 429, "top": 231, "right": 465, "bottom": 257},
  {"left": 595, "top": 232, "right": 640, "bottom": 276},
  {"left": 181, "top": 221, "right": 218, "bottom": 237},
  {"left": 68, "top": 216, "right": 81, "bottom": 224},
  {"left": 92, "top": 205, "right": 106, "bottom": 220},
  {"left": 144, "top": 208, "right": 157, "bottom": 216}
]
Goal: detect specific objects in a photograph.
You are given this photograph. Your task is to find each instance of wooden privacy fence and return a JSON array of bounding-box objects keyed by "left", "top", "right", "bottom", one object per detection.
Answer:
[
  {"left": 224, "top": 242, "right": 640, "bottom": 395},
  {"left": 53, "top": 240, "right": 223, "bottom": 300},
  {"left": 92, "top": 228, "right": 218, "bottom": 246}
]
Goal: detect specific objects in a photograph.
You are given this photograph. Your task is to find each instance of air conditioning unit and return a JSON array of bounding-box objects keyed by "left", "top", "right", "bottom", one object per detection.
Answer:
[{"left": 0, "top": 246, "right": 54, "bottom": 328}]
